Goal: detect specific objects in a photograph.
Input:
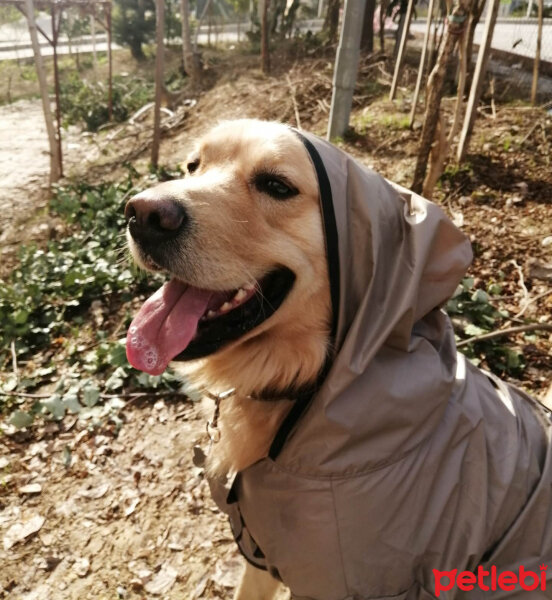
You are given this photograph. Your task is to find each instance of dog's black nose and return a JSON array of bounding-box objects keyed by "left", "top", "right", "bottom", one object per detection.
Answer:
[{"left": 125, "top": 195, "right": 187, "bottom": 243}]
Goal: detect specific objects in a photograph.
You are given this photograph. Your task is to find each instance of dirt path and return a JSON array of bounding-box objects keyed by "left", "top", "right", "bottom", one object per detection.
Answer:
[
  {"left": 0, "top": 100, "right": 51, "bottom": 266},
  {"left": 0, "top": 99, "right": 90, "bottom": 276}
]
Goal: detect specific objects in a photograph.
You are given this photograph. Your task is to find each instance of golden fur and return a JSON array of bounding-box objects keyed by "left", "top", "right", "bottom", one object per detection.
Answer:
[{"left": 127, "top": 120, "right": 331, "bottom": 479}]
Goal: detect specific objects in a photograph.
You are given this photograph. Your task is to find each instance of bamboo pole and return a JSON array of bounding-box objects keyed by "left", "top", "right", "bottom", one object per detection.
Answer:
[
  {"left": 151, "top": 0, "right": 165, "bottom": 167},
  {"left": 389, "top": 0, "right": 415, "bottom": 100},
  {"left": 531, "top": 0, "right": 543, "bottom": 105},
  {"left": 456, "top": 0, "right": 500, "bottom": 162},
  {"left": 409, "top": 0, "right": 435, "bottom": 127},
  {"left": 23, "top": 0, "right": 60, "bottom": 183}
]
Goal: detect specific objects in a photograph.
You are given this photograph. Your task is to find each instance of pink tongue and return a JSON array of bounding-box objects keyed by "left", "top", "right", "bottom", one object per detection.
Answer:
[{"left": 126, "top": 279, "right": 212, "bottom": 375}]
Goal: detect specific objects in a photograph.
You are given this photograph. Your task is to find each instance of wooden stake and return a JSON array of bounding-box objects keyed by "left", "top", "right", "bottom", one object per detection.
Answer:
[
  {"left": 389, "top": 0, "right": 415, "bottom": 100},
  {"left": 409, "top": 0, "right": 435, "bottom": 127},
  {"left": 531, "top": 0, "right": 543, "bottom": 105},
  {"left": 456, "top": 0, "right": 500, "bottom": 163},
  {"left": 151, "top": 0, "right": 165, "bottom": 167},
  {"left": 23, "top": 0, "right": 60, "bottom": 183}
]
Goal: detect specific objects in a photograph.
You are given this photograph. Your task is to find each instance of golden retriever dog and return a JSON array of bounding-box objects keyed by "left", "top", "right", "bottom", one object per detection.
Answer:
[
  {"left": 125, "top": 119, "right": 552, "bottom": 600},
  {"left": 125, "top": 120, "right": 329, "bottom": 598}
]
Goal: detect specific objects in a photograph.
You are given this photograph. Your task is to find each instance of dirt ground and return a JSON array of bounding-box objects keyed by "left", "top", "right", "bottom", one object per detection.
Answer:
[{"left": 0, "top": 46, "right": 551, "bottom": 599}]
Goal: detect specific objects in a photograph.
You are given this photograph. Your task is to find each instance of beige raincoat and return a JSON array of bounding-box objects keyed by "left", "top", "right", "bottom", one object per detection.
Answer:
[{"left": 209, "top": 133, "right": 552, "bottom": 599}]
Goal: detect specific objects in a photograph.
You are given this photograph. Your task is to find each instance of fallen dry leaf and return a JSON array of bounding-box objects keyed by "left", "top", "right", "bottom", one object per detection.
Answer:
[
  {"left": 19, "top": 483, "right": 42, "bottom": 495},
  {"left": 3, "top": 514, "right": 45, "bottom": 550},
  {"left": 144, "top": 564, "right": 178, "bottom": 595},
  {"left": 73, "top": 557, "right": 90, "bottom": 577},
  {"left": 78, "top": 482, "right": 110, "bottom": 499}
]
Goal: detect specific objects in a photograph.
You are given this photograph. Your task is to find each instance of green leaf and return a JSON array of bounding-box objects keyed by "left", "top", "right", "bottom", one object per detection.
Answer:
[
  {"left": 63, "top": 445, "right": 72, "bottom": 468},
  {"left": 43, "top": 395, "right": 66, "bottom": 420},
  {"left": 9, "top": 410, "right": 34, "bottom": 429},
  {"left": 13, "top": 309, "right": 30, "bottom": 324},
  {"left": 505, "top": 349, "right": 521, "bottom": 369},
  {"left": 487, "top": 283, "right": 502, "bottom": 296},
  {"left": 461, "top": 277, "right": 474, "bottom": 291},
  {"left": 106, "top": 341, "right": 128, "bottom": 368},
  {"left": 82, "top": 382, "right": 100, "bottom": 407},
  {"left": 2, "top": 375, "right": 18, "bottom": 392},
  {"left": 105, "top": 367, "right": 127, "bottom": 391},
  {"left": 464, "top": 324, "right": 487, "bottom": 337},
  {"left": 63, "top": 394, "right": 82, "bottom": 414},
  {"left": 471, "top": 289, "right": 490, "bottom": 304}
]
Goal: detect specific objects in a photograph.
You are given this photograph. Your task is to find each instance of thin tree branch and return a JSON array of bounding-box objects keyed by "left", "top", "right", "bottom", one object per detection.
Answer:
[
  {"left": 0, "top": 390, "right": 189, "bottom": 400},
  {"left": 457, "top": 323, "right": 552, "bottom": 348}
]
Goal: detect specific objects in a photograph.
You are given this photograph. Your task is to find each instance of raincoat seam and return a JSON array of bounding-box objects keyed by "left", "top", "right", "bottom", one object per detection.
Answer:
[
  {"left": 269, "top": 431, "right": 435, "bottom": 481},
  {"left": 329, "top": 478, "right": 351, "bottom": 598}
]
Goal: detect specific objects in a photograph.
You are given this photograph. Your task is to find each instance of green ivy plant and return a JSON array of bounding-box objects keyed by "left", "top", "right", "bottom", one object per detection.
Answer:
[
  {"left": 447, "top": 277, "right": 525, "bottom": 375},
  {"left": 0, "top": 172, "right": 189, "bottom": 428}
]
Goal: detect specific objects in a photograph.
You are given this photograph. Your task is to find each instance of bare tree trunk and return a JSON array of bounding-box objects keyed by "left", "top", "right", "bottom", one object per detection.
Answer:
[
  {"left": 457, "top": 0, "right": 500, "bottom": 162},
  {"left": 90, "top": 14, "right": 97, "bottom": 75},
  {"left": 194, "top": 0, "right": 213, "bottom": 53},
  {"left": 464, "top": 0, "right": 485, "bottom": 94},
  {"left": 411, "top": 0, "right": 470, "bottom": 194},
  {"left": 379, "top": 0, "right": 389, "bottom": 51},
  {"left": 422, "top": 26, "right": 468, "bottom": 197},
  {"left": 151, "top": 0, "right": 165, "bottom": 168},
  {"left": 531, "top": 0, "right": 543, "bottom": 105},
  {"left": 324, "top": 0, "right": 341, "bottom": 43},
  {"left": 389, "top": 0, "right": 414, "bottom": 100},
  {"left": 106, "top": 5, "right": 113, "bottom": 120},
  {"left": 24, "top": 0, "right": 61, "bottom": 183},
  {"left": 180, "top": 0, "right": 200, "bottom": 84},
  {"left": 51, "top": 6, "right": 63, "bottom": 178},
  {"left": 261, "top": 0, "right": 271, "bottom": 74},
  {"left": 361, "top": 0, "right": 376, "bottom": 52}
]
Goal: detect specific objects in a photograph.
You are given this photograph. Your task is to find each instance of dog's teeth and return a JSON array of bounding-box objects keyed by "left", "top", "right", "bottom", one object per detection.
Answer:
[
  {"left": 207, "top": 310, "right": 217, "bottom": 318},
  {"left": 234, "top": 288, "right": 247, "bottom": 302},
  {"left": 244, "top": 282, "right": 255, "bottom": 291},
  {"left": 220, "top": 302, "right": 232, "bottom": 312}
]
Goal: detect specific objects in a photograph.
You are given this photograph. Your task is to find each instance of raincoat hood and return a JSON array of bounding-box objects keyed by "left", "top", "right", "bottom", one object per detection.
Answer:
[{"left": 208, "top": 132, "right": 552, "bottom": 600}]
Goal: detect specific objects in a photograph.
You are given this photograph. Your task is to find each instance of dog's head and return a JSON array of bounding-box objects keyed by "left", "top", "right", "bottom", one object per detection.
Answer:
[{"left": 125, "top": 120, "right": 331, "bottom": 392}]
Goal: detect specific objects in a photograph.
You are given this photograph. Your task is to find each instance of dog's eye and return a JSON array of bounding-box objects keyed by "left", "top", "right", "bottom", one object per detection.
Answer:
[
  {"left": 254, "top": 174, "right": 298, "bottom": 200},
  {"left": 187, "top": 158, "right": 200, "bottom": 174}
]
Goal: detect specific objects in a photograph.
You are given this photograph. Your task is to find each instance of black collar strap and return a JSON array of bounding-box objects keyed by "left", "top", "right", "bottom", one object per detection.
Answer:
[{"left": 268, "top": 131, "right": 340, "bottom": 460}]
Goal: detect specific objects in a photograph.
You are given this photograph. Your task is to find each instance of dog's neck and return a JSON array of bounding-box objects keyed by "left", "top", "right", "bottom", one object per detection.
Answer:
[
  {"left": 202, "top": 392, "right": 294, "bottom": 477},
  {"left": 175, "top": 328, "right": 329, "bottom": 477}
]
